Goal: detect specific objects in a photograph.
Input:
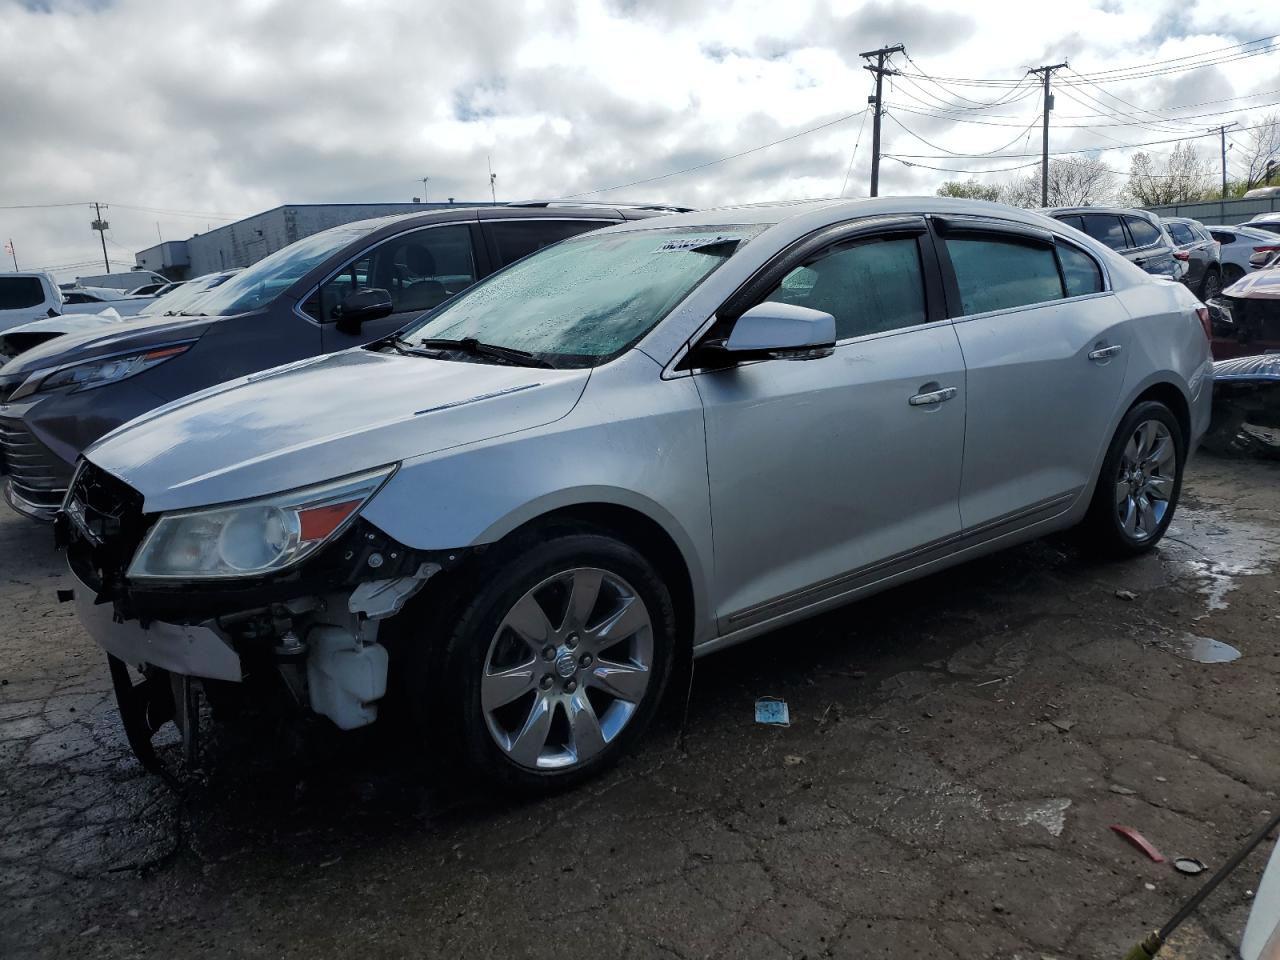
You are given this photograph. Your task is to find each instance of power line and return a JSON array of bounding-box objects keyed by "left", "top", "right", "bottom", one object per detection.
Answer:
[
  {"left": 560, "top": 109, "right": 868, "bottom": 198},
  {"left": 884, "top": 156, "right": 1042, "bottom": 174},
  {"left": 887, "top": 35, "right": 1278, "bottom": 88},
  {"left": 885, "top": 117, "right": 1280, "bottom": 161},
  {"left": 839, "top": 105, "right": 872, "bottom": 197},
  {"left": 884, "top": 110, "right": 1043, "bottom": 157}
]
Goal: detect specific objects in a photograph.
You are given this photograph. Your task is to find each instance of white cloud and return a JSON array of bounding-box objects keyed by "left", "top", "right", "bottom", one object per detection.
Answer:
[{"left": 0, "top": 0, "right": 1278, "bottom": 278}]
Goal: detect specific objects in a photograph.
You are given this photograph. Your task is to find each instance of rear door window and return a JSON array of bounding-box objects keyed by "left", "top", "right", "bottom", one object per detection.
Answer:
[
  {"left": 1125, "top": 216, "right": 1163, "bottom": 248},
  {"left": 1166, "top": 222, "right": 1195, "bottom": 246},
  {"left": 484, "top": 220, "right": 612, "bottom": 266},
  {"left": 1079, "top": 215, "right": 1128, "bottom": 251},
  {"left": 945, "top": 236, "right": 1065, "bottom": 315},
  {"left": 1211, "top": 230, "right": 1235, "bottom": 245},
  {"left": 0, "top": 277, "right": 46, "bottom": 310}
]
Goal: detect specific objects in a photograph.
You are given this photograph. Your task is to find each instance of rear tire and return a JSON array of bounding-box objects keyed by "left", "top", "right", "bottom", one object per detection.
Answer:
[
  {"left": 1079, "top": 401, "right": 1185, "bottom": 558},
  {"left": 1198, "top": 267, "right": 1222, "bottom": 300},
  {"left": 404, "top": 524, "right": 677, "bottom": 794},
  {"left": 1222, "top": 264, "right": 1245, "bottom": 287}
]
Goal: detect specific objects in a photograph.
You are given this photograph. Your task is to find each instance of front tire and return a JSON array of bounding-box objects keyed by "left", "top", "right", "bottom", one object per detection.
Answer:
[
  {"left": 1080, "top": 401, "right": 1185, "bottom": 557},
  {"left": 418, "top": 526, "right": 676, "bottom": 793}
]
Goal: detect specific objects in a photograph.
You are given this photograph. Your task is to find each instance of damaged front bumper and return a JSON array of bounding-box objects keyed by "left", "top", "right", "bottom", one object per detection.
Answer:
[{"left": 58, "top": 460, "right": 467, "bottom": 770}]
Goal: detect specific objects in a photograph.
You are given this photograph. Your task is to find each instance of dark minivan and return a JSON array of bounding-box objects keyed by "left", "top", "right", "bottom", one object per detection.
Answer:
[
  {"left": 1046, "top": 206, "right": 1186, "bottom": 285},
  {"left": 0, "top": 204, "right": 673, "bottom": 519}
]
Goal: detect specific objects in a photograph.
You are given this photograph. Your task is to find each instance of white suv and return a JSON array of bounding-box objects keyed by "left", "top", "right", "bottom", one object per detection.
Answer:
[{"left": 0, "top": 272, "right": 61, "bottom": 333}]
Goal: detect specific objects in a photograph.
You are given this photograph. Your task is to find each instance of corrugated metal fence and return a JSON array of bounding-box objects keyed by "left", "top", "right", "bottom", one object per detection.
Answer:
[{"left": 1145, "top": 196, "right": 1280, "bottom": 224}]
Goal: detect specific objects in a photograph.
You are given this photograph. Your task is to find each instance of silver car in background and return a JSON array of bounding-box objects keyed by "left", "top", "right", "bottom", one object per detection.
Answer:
[{"left": 61, "top": 197, "right": 1213, "bottom": 792}]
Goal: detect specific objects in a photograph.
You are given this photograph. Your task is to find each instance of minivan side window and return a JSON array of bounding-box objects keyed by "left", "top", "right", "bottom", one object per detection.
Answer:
[
  {"left": 764, "top": 235, "right": 928, "bottom": 339},
  {"left": 304, "top": 225, "right": 477, "bottom": 321},
  {"left": 485, "top": 220, "right": 611, "bottom": 266},
  {"left": 1125, "top": 216, "right": 1162, "bottom": 248},
  {"left": 1079, "top": 215, "right": 1128, "bottom": 251},
  {"left": 0, "top": 277, "right": 45, "bottom": 310},
  {"left": 945, "top": 236, "right": 1064, "bottom": 315},
  {"left": 1057, "top": 243, "right": 1104, "bottom": 297}
]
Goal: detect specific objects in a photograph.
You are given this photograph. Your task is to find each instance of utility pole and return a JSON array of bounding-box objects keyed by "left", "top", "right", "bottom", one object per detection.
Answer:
[
  {"left": 488, "top": 155, "right": 497, "bottom": 206},
  {"left": 1210, "top": 123, "right": 1237, "bottom": 195},
  {"left": 1029, "top": 62, "right": 1068, "bottom": 207},
  {"left": 4, "top": 239, "right": 16, "bottom": 271},
  {"left": 90, "top": 202, "right": 110, "bottom": 273},
  {"left": 860, "top": 43, "right": 904, "bottom": 198}
]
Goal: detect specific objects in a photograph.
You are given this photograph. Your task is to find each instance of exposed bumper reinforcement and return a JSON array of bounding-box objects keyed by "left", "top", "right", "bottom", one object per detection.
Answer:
[{"left": 73, "top": 567, "right": 243, "bottom": 682}]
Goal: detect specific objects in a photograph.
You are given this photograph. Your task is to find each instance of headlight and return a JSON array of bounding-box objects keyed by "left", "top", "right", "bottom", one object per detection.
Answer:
[
  {"left": 126, "top": 466, "right": 396, "bottom": 580},
  {"left": 13, "top": 342, "right": 194, "bottom": 400}
]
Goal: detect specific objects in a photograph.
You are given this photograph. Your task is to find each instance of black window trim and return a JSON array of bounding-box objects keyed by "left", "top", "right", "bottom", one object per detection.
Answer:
[{"left": 929, "top": 216, "right": 1113, "bottom": 321}]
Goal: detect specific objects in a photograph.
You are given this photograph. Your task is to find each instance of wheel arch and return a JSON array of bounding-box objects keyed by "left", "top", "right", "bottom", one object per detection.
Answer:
[{"left": 476, "top": 489, "right": 710, "bottom": 650}]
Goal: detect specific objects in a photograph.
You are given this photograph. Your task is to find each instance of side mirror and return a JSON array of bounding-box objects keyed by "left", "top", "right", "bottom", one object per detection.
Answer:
[
  {"left": 333, "top": 288, "right": 394, "bottom": 335},
  {"left": 687, "top": 302, "right": 836, "bottom": 369}
]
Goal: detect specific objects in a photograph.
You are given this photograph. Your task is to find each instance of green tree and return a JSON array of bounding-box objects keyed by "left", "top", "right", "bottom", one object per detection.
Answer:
[{"left": 936, "top": 178, "right": 1001, "bottom": 202}]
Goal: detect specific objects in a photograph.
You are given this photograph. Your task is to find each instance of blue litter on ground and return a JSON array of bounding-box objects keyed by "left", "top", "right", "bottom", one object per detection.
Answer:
[{"left": 755, "top": 698, "right": 791, "bottom": 726}]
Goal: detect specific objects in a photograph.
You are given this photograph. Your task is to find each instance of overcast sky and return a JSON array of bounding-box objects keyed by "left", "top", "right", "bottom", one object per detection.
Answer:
[{"left": 2, "top": 0, "right": 1279, "bottom": 279}]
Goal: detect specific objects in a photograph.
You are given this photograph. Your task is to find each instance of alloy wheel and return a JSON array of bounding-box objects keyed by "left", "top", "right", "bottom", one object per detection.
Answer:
[
  {"left": 481, "top": 567, "right": 654, "bottom": 771},
  {"left": 1114, "top": 419, "right": 1176, "bottom": 541},
  {"left": 1202, "top": 271, "right": 1222, "bottom": 299}
]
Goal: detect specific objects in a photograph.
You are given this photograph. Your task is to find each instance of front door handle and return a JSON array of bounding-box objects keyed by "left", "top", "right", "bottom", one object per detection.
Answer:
[
  {"left": 909, "top": 386, "right": 958, "bottom": 406},
  {"left": 1089, "top": 344, "right": 1123, "bottom": 361}
]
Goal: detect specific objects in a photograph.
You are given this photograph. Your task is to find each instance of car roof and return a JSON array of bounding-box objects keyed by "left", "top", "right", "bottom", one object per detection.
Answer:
[
  {"left": 333, "top": 203, "right": 669, "bottom": 238},
  {"left": 1045, "top": 205, "right": 1154, "bottom": 218},
  {"left": 601, "top": 196, "right": 1117, "bottom": 242}
]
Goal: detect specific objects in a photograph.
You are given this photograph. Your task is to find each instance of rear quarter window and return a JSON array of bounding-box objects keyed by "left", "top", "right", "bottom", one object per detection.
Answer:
[
  {"left": 1125, "top": 216, "right": 1163, "bottom": 248},
  {"left": 0, "top": 277, "right": 46, "bottom": 310},
  {"left": 1080, "top": 215, "right": 1128, "bottom": 251},
  {"left": 1057, "top": 243, "right": 1104, "bottom": 297}
]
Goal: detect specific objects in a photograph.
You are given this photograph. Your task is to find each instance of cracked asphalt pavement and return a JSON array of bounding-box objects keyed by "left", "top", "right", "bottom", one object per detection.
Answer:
[{"left": 2, "top": 453, "right": 1278, "bottom": 959}]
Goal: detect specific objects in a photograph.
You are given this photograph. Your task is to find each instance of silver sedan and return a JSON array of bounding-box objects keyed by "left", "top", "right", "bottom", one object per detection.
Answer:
[{"left": 63, "top": 197, "right": 1214, "bottom": 791}]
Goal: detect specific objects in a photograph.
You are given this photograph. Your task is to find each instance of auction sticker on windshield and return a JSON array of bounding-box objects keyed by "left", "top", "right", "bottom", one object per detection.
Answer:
[{"left": 655, "top": 234, "right": 744, "bottom": 252}]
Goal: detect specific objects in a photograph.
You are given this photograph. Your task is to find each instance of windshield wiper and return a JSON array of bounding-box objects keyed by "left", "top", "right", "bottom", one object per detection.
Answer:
[{"left": 408, "top": 337, "right": 556, "bottom": 369}]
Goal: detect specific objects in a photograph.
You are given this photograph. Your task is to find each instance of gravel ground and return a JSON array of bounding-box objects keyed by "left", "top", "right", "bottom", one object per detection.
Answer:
[{"left": 1, "top": 453, "right": 1278, "bottom": 959}]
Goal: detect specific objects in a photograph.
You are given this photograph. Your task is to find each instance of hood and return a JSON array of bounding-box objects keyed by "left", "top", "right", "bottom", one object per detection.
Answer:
[
  {"left": 0, "top": 312, "right": 215, "bottom": 377},
  {"left": 85, "top": 348, "right": 589, "bottom": 512},
  {"left": 0, "top": 310, "right": 124, "bottom": 341},
  {"left": 1224, "top": 268, "right": 1280, "bottom": 300}
]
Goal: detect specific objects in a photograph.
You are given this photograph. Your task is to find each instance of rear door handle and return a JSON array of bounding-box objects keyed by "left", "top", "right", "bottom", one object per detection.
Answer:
[
  {"left": 1089, "top": 344, "right": 1123, "bottom": 361},
  {"left": 909, "top": 386, "right": 958, "bottom": 406}
]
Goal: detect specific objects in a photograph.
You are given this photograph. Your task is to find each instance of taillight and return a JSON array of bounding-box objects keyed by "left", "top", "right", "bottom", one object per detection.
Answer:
[
  {"left": 1195, "top": 305, "right": 1212, "bottom": 341},
  {"left": 1253, "top": 245, "right": 1280, "bottom": 254},
  {"left": 1173, "top": 251, "right": 1191, "bottom": 261}
]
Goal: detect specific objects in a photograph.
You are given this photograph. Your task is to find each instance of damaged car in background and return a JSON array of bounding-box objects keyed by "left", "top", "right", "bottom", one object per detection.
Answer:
[
  {"left": 1204, "top": 266, "right": 1280, "bottom": 457},
  {"left": 59, "top": 197, "right": 1212, "bottom": 792}
]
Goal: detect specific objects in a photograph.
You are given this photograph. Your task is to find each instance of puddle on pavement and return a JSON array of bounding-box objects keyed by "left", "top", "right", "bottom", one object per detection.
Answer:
[
  {"left": 994, "top": 798, "right": 1071, "bottom": 837},
  {"left": 1159, "top": 507, "right": 1280, "bottom": 611},
  {"left": 1161, "top": 634, "right": 1242, "bottom": 664}
]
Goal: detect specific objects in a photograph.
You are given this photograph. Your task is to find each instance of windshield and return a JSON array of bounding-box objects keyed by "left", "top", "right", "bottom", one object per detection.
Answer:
[
  {"left": 183, "top": 223, "right": 374, "bottom": 316},
  {"left": 401, "top": 224, "right": 762, "bottom": 366},
  {"left": 138, "top": 275, "right": 220, "bottom": 316}
]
